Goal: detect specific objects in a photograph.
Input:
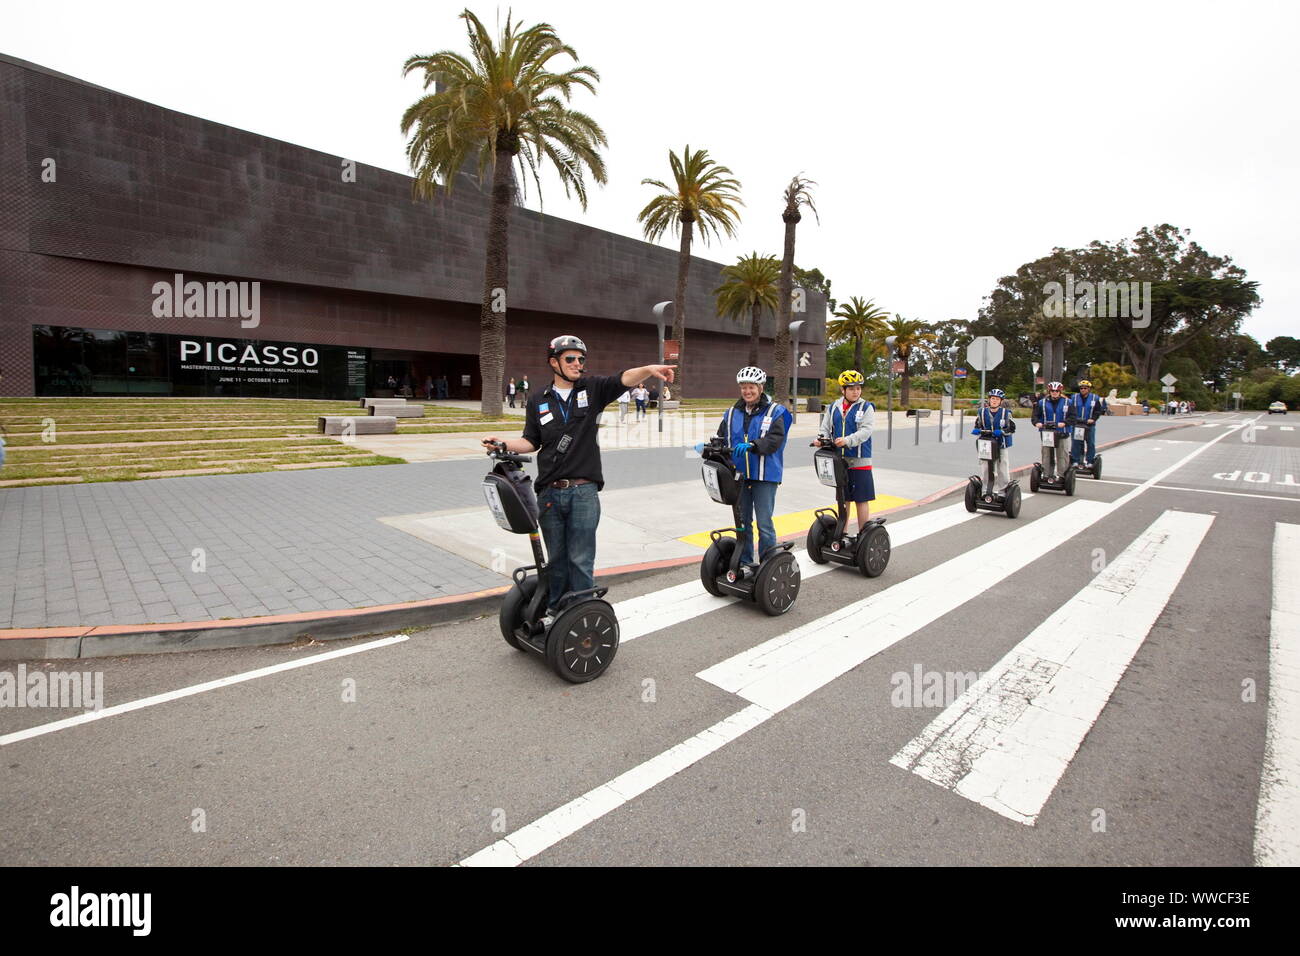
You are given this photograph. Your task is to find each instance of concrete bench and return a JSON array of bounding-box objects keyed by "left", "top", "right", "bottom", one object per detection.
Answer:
[
  {"left": 318, "top": 416, "right": 397, "bottom": 435},
  {"left": 370, "top": 403, "right": 423, "bottom": 418},
  {"left": 360, "top": 397, "right": 407, "bottom": 409},
  {"left": 660, "top": 400, "right": 680, "bottom": 411}
]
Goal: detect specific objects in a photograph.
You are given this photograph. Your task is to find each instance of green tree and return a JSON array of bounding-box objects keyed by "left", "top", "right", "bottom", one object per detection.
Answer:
[
  {"left": 402, "top": 9, "right": 607, "bottom": 416},
  {"left": 774, "top": 175, "right": 818, "bottom": 406},
  {"left": 878, "top": 316, "right": 937, "bottom": 406},
  {"left": 639, "top": 146, "right": 743, "bottom": 400},
  {"left": 828, "top": 297, "right": 889, "bottom": 373},
  {"left": 714, "top": 253, "right": 780, "bottom": 368},
  {"left": 793, "top": 265, "right": 835, "bottom": 312},
  {"left": 1267, "top": 336, "right": 1300, "bottom": 373}
]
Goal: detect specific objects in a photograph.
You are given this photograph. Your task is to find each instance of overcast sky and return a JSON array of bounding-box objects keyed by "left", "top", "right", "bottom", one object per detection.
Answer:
[{"left": 8, "top": 0, "right": 1297, "bottom": 350}]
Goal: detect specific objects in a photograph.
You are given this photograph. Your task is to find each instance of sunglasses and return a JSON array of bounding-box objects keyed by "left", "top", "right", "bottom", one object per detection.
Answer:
[{"left": 561, "top": 355, "right": 586, "bottom": 365}]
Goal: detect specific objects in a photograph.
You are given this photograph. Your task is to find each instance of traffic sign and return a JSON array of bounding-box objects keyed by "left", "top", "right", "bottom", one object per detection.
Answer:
[
  {"left": 966, "top": 336, "right": 1003, "bottom": 371},
  {"left": 891, "top": 359, "right": 906, "bottom": 374},
  {"left": 1233, "top": 392, "right": 1243, "bottom": 399},
  {"left": 1161, "top": 373, "right": 1178, "bottom": 386},
  {"left": 953, "top": 367, "right": 968, "bottom": 379},
  {"left": 1162, "top": 385, "right": 1176, "bottom": 394}
]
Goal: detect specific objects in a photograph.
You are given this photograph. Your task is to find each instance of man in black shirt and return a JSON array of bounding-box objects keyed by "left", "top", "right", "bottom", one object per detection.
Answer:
[{"left": 482, "top": 334, "right": 675, "bottom": 615}]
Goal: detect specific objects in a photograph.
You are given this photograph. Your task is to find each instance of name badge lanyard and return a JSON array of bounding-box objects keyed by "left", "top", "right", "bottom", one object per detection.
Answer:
[{"left": 552, "top": 387, "right": 573, "bottom": 425}]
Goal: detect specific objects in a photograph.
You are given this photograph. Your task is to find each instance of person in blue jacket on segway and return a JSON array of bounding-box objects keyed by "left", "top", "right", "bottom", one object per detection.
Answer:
[
  {"left": 1068, "top": 378, "right": 1107, "bottom": 479},
  {"left": 1030, "top": 380, "right": 1075, "bottom": 494},
  {"left": 717, "top": 366, "right": 793, "bottom": 575},
  {"left": 966, "top": 387, "right": 1021, "bottom": 517}
]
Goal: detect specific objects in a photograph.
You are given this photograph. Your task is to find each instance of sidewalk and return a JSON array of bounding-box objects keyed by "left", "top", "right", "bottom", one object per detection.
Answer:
[{"left": 0, "top": 410, "right": 1210, "bottom": 658}]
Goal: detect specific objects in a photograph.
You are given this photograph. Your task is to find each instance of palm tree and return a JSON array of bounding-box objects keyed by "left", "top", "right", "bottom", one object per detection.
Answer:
[
  {"left": 639, "top": 147, "right": 743, "bottom": 399},
  {"left": 774, "top": 175, "right": 818, "bottom": 407},
  {"left": 402, "top": 9, "right": 607, "bottom": 416},
  {"left": 877, "top": 316, "right": 937, "bottom": 406},
  {"left": 714, "top": 253, "right": 780, "bottom": 367},
  {"left": 828, "top": 297, "right": 890, "bottom": 373}
]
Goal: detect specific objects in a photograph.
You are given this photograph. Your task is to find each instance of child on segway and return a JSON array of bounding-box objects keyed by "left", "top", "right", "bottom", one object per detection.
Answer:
[
  {"left": 807, "top": 369, "right": 890, "bottom": 576},
  {"left": 966, "top": 387, "right": 1021, "bottom": 518},
  {"left": 1068, "top": 379, "right": 1106, "bottom": 479},
  {"left": 1030, "top": 380, "right": 1075, "bottom": 495}
]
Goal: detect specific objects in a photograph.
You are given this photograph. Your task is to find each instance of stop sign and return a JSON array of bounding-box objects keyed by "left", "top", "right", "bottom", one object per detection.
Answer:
[{"left": 966, "top": 336, "right": 1003, "bottom": 371}]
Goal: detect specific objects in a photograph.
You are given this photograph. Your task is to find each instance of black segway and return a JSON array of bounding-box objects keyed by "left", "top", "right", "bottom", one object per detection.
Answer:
[
  {"left": 698, "top": 436, "right": 801, "bottom": 615},
  {"left": 482, "top": 442, "right": 619, "bottom": 683},
  {"left": 964, "top": 428, "right": 1022, "bottom": 518},
  {"left": 1070, "top": 425, "right": 1103, "bottom": 479},
  {"left": 1029, "top": 424, "right": 1076, "bottom": 496},
  {"left": 805, "top": 438, "right": 890, "bottom": 576}
]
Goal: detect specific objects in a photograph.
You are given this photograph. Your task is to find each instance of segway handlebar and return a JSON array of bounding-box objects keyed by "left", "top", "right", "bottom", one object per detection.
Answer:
[{"left": 486, "top": 440, "right": 532, "bottom": 465}]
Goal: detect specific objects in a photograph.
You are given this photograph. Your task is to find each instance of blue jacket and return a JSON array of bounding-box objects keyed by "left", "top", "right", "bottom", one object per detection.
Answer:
[
  {"left": 718, "top": 396, "right": 791, "bottom": 483},
  {"left": 972, "top": 405, "right": 1016, "bottom": 448},
  {"left": 1033, "top": 395, "right": 1071, "bottom": 430},
  {"left": 822, "top": 397, "right": 874, "bottom": 465},
  {"left": 1068, "top": 392, "right": 1106, "bottom": 427}
]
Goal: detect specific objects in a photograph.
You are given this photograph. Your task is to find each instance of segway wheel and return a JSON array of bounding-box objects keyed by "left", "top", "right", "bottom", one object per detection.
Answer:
[
  {"left": 700, "top": 537, "right": 736, "bottom": 597},
  {"left": 499, "top": 576, "right": 538, "bottom": 651},
  {"left": 1029, "top": 463, "right": 1042, "bottom": 493},
  {"left": 1004, "top": 483, "right": 1022, "bottom": 519},
  {"left": 964, "top": 480, "right": 979, "bottom": 513},
  {"left": 856, "top": 523, "right": 891, "bottom": 578},
  {"left": 1091, "top": 455, "right": 1103, "bottom": 480},
  {"left": 546, "top": 600, "right": 619, "bottom": 683},
  {"left": 755, "top": 552, "right": 801, "bottom": 616},
  {"left": 1064, "top": 468, "right": 1076, "bottom": 497},
  {"left": 805, "top": 515, "right": 835, "bottom": 565}
]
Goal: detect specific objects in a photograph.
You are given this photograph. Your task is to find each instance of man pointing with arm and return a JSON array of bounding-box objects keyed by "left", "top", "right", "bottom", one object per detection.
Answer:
[{"left": 482, "top": 334, "right": 676, "bottom": 617}]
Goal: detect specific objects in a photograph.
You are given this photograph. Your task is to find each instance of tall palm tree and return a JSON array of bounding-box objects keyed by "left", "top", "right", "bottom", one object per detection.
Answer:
[
  {"left": 774, "top": 175, "right": 818, "bottom": 407},
  {"left": 639, "top": 146, "right": 743, "bottom": 399},
  {"left": 402, "top": 9, "right": 607, "bottom": 416},
  {"left": 877, "top": 316, "right": 937, "bottom": 406},
  {"left": 828, "top": 297, "right": 890, "bottom": 373},
  {"left": 714, "top": 253, "right": 780, "bottom": 367}
]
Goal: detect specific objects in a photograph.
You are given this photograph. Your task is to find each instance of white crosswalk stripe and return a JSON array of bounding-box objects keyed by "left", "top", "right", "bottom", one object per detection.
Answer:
[
  {"left": 890, "top": 510, "right": 1213, "bottom": 825},
  {"left": 1255, "top": 523, "right": 1300, "bottom": 865}
]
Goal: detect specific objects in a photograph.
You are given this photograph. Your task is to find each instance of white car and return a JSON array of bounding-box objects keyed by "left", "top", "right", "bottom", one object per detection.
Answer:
[{"left": 1269, "top": 401, "right": 1287, "bottom": 414}]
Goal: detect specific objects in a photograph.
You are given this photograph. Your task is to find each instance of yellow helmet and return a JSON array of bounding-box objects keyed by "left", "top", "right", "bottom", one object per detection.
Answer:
[
  {"left": 837, "top": 370, "right": 865, "bottom": 387},
  {"left": 1078, "top": 379, "right": 1093, "bottom": 388}
]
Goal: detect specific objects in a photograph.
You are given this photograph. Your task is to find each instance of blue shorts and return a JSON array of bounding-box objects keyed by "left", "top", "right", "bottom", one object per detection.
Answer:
[{"left": 847, "top": 467, "right": 876, "bottom": 503}]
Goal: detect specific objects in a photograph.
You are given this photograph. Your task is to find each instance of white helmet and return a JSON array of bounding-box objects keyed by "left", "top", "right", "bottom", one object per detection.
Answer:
[{"left": 736, "top": 366, "right": 767, "bottom": 385}]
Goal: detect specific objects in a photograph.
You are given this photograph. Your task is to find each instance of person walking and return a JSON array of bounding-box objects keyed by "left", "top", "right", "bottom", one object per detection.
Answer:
[
  {"left": 519, "top": 376, "right": 529, "bottom": 404},
  {"left": 482, "top": 336, "right": 675, "bottom": 617},
  {"left": 632, "top": 384, "right": 649, "bottom": 420},
  {"left": 617, "top": 388, "right": 631, "bottom": 422},
  {"left": 507, "top": 377, "right": 517, "bottom": 408}
]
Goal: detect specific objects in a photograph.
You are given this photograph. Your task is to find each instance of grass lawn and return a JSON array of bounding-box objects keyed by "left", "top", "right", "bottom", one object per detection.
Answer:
[{"left": 0, "top": 397, "right": 514, "bottom": 487}]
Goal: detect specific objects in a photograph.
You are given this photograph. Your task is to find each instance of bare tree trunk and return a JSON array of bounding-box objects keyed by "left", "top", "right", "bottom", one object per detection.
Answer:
[
  {"left": 900, "top": 351, "right": 912, "bottom": 406},
  {"left": 853, "top": 336, "right": 864, "bottom": 375},
  {"left": 673, "top": 219, "right": 693, "bottom": 400},
  {"left": 478, "top": 147, "right": 514, "bottom": 417},
  {"left": 774, "top": 213, "right": 798, "bottom": 406},
  {"left": 748, "top": 301, "right": 761, "bottom": 368}
]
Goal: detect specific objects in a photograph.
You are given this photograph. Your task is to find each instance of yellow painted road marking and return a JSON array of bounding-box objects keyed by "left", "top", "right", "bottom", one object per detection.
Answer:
[{"left": 678, "top": 494, "right": 914, "bottom": 549}]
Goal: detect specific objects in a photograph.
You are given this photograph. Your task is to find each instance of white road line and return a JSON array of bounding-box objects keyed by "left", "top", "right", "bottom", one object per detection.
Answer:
[
  {"left": 1255, "top": 425, "right": 1270, "bottom": 430},
  {"left": 614, "top": 500, "right": 1015, "bottom": 643},
  {"left": 1255, "top": 523, "right": 1300, "bottom": 865},
  {"left": 891, "top": 510, "right": 1213, "bottom": 825},
  {"left": 0, "top": 635, "right": 409, "bottom": 747},
  {"left": 457, "top": 419, "right": 1251, "bottom": 865},
  {"left": 1282, "top": 426, "right": 1294, "bottom": 432},
  {"left": 1150, "top": 485, "right": 1300, "bottom": 502},
  {"left": 459, "top": 703, "right": 774, "bottom": 866},
  {"left": 696, "top": 500, "right": 1109, "bottom": 711}
]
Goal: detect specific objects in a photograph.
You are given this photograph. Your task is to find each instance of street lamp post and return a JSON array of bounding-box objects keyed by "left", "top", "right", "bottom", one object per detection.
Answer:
[
  {"left": 789, "top": 319, "right": 805, "bottom": 423},
  {"left": 653, "top": 301, "right": 673, "bottom": 435},
  {"left": 885, "top": 335, "right": 898, "bottom": 450}
]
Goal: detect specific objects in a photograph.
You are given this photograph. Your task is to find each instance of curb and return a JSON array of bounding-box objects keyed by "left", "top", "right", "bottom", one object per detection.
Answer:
[{"left": 0, "top": 417, "right": 1207, "bottom": 662}]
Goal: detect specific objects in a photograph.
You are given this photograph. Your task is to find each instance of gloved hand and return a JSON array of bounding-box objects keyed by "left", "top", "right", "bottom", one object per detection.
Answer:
[
  {"left": 993, "top": 428, "right": 1003, "bottom": 438},
  {"left": 734, "top": 441, "right": 754, "bottom": 454},
  {"left": 693, "top": 441, "right": 705, "bottom": 454},
  {"left": 970, "top": 428, "right": 980, "bottom": 436}
]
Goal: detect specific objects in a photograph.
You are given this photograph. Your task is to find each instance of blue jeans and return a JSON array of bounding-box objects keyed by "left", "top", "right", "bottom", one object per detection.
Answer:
[
  {"left": 736, "top": 480, "right": 778, "bottom": 565},
  {"left": 1071, "top": 425, "right": 1097, "bottom": 465},
  {"left": 538, "top": 482, "right": 600, "bottom": 611}
]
